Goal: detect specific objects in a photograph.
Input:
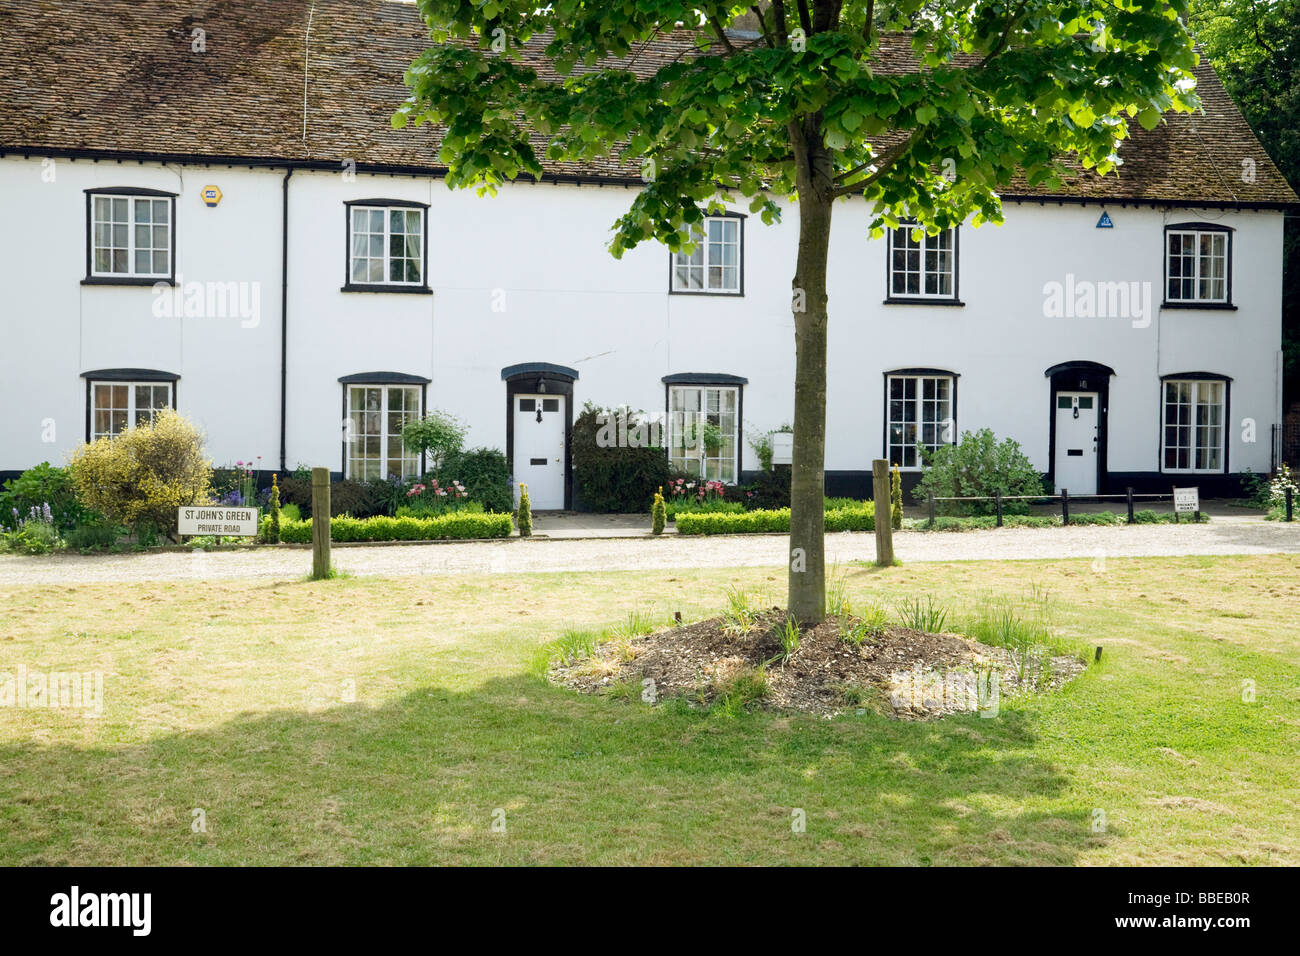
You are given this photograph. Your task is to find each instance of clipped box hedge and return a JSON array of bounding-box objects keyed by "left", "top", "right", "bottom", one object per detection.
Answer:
[
  {"left": 262, "top": 512, "right": 513, "bottom": 543},
  {"left": 675, "top": 501, "right": 874, "bottom": 535}
]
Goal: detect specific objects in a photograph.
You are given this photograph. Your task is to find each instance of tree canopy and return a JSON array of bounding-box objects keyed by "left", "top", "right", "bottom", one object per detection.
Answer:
[{"left": 397, "top": 1, "right": 1201, "bottom": 248}]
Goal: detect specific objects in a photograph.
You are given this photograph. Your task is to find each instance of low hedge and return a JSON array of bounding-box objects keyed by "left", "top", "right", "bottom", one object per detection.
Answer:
[
  {"left": 261, "top": 512, "right": 513, "bottom": 542},
  {"left": 676, "top": 501, "right": 874, "bottom": 535}
]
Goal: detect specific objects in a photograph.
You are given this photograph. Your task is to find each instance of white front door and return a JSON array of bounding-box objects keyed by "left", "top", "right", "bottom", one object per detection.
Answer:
[
  {"left": 513, "top": 393, "right": 566, "bottom": 509},
  {"left": 1054, "top": 391, "right": 1098, "bottom": 495}
]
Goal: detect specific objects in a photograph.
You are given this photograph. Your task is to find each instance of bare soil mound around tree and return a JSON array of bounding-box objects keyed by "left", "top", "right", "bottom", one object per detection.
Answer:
[{"left": 550, "top": 609, "right": 1086, "bottom": 718}]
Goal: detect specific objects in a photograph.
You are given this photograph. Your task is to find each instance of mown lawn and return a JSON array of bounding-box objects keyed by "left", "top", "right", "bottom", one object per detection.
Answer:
[{"left": 1, "top": 554, "right": 1297, "bottom": 865}]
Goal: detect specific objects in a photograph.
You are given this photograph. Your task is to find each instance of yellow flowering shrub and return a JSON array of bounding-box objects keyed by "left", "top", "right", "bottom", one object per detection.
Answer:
[{"left": 69, "top": 409, "right": 212, "bottom": 537}]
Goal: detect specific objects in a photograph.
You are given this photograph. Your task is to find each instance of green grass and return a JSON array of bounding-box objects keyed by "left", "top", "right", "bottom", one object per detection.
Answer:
[{"left": 1, "top": 555, "right": 1298, "bottom": 865}]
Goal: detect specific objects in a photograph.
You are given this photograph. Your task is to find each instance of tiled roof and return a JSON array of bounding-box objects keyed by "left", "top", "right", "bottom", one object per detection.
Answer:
[{"left": 1, "top": 0, "right": 1294, "bottom": 205}]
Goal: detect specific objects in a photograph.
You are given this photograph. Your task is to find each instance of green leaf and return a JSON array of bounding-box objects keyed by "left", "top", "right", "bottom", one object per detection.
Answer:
[{"left": 1069, "top": 104, "right": 1097, "bottom": 127}]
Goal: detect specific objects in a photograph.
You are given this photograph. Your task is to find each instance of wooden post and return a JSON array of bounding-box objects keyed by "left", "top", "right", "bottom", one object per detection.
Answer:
[
  {"left": 1286, "top": 486, "right": 1293, "bottom": 522},
  {"left": 1126, "top": 487, "right": 1134, "bottom": 524},
  {"left": 1171, "top": 484, "right": 1178, "bottom": 523},
  {"left": 311, "top": 467, "right": 331, "bottom": 580},
  {"left": 872, "top": 459, "right": 894, "bottom": 567},
  {"left": 995, "top": 490, "right": 1003, "bottom": 527},
  {"left": 1061, "top": 488, "right": 1070, "bottom": 525}
]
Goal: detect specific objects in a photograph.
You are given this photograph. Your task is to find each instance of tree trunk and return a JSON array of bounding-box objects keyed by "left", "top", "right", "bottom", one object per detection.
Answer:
[{"left": 787, "top": 132, "right": 834, "bottom": 625}]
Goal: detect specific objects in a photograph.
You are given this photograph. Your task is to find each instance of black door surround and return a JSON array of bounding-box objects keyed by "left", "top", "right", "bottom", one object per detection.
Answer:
[
  {"left": 502, "top": 362, "right": 578, "bottom": 510},
  {"left": 1045, "top": 361, "right": 1115, "bottom": 494}
]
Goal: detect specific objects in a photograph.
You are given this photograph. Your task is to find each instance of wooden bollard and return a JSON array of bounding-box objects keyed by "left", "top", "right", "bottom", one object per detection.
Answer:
[
  {"left": 311, "top": 466, "right": 331, "bottom": 580},
  {"left": 872, "top": 459, "right": 894, "bottom": 567}
]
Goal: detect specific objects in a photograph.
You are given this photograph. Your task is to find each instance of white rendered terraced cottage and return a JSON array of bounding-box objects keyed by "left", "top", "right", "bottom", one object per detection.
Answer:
[{"left": 0, "top": 0, "right": 1295, "bottom": 510}]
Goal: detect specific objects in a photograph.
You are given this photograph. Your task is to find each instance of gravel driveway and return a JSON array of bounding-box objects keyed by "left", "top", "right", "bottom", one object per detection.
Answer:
[{"left": 1, "top": 521, "right": 1296, "bottom": 586}]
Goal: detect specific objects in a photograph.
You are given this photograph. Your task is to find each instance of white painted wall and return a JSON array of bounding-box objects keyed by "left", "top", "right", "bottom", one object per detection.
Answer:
[{"left": 0, "top": 154, "right": 1284, "bottom": 490}]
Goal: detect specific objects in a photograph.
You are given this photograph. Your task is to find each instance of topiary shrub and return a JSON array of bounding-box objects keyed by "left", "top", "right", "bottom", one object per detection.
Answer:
[
  {"left": 68, "top": 409, "right": 212, "bottom": 539},
  {"left": 913, "top": 428, "right": 1044, "bottom": 516},
  {"left": 572, "top": 402, "right": 671, "bottom": 512},
  {"left": 890, "top": 463, "right": 903, "bottom": 530},
  {"left": 267, "top": 474, "right": 282, "bottom": 544},
  {"left": 517, "top": 482, "right": 533, "bottom": 537},
  {"left": 652, "top": 486, "right": 666, "bottom": 534}
]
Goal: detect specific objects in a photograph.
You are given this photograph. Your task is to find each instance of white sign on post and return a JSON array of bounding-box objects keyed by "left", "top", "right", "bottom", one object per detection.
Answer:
[
  {"left": 1173, "top": 487, "right": 1200, "bottom": 514},
  {"left": 178, "top": 506, "right": 259, "bottom": 537},
  {"left": 771, "top": 432, "right": 794, "bottom": 466}
]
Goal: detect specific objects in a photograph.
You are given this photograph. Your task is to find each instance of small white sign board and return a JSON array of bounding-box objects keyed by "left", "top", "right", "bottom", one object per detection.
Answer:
[
  {"left": 771, "top": 432, "right": 794, "bottom": 466},
  {"left": 178, "top": 506, "right": 258, "bottom": 537},
  {"left": 1173, "top": 487, "right": 1200, "bottom": 514}
]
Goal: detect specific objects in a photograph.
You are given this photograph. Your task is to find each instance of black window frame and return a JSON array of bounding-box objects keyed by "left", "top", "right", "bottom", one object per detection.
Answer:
[
  {"left": 883, "top": 223, "right": 963, "bottom": 306},
  {"left": 338, "top": 372, "right": 431, "bottom": 478},
  {"left": 667, "top": 212, "right": 746, "bottom": 297},
  {"left": 662, "top": 372, "right": 748, "bottom": 483},
  {"left": 341, "top": 198, "right": 433, "bottom": 295},
  {"left": 81, "top": 368, "right": 179, "bottom": 441},
  {"left": 1158, "top": 371, "right": 1232, "bottom": 475},
  {"left": 1161, "top": 221, "right": 1236, "bottom": 311},
  {"left": 82, "top": 187, "right": 178, "bottom": 287},
  {"left": 881, "top": 367, "right": 960, "bottom": 469}
]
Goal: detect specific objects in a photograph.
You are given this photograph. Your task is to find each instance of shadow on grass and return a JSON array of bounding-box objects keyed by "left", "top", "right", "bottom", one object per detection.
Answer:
[{"left": 0, "top": 674, "right": 1106, "bottom": 865}]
